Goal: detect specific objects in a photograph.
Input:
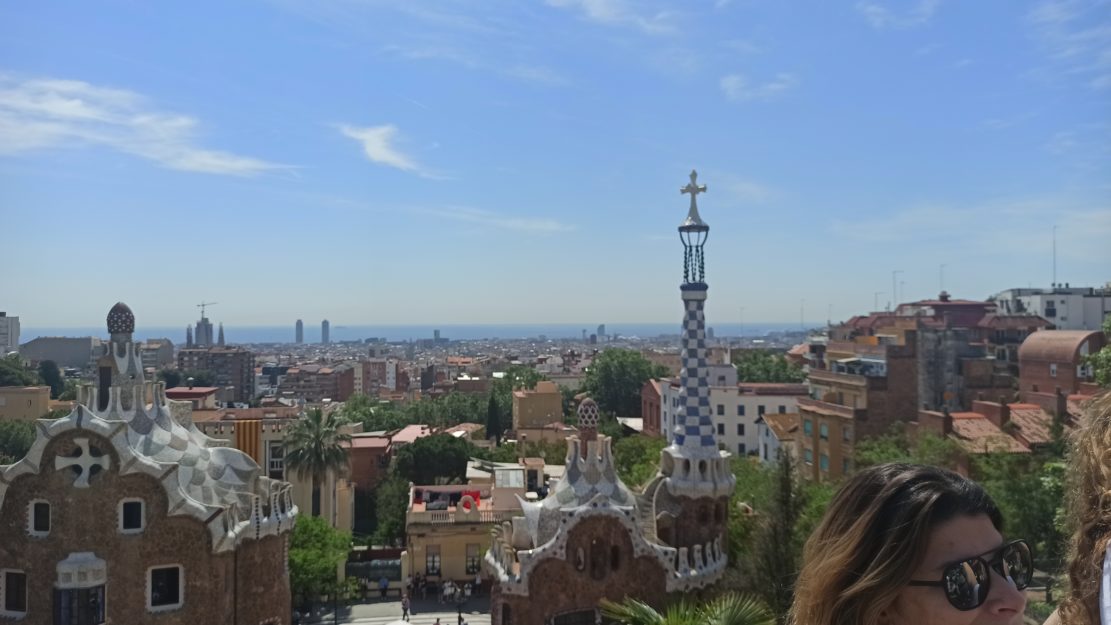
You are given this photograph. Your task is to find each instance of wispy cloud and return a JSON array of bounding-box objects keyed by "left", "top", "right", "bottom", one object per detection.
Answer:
[
  {"left": 545, "top": 0, "right": 676, "bottom": 35},
  {"left": 856, "top": 0, "right": 941, "bottom": 29},
  {"left": 0, "top": 74, "right": 286, "bottom": 176},
  {"left": 828, "top": 197, "right": 1111, "bottom": 261},
  {"left": 1027, "top": 0, "right": 1111, "bottom": 90},
  {"left": 381, "top": 44, "right": 567, "bottom": 86},
  {"left": 422, "top": 206, "right": 575, "bottom": 233},
  {"left": 719, "top": 73, "right": 798, "bottom": 102},
  {"left": 338, "top": 123, "right": 444, "bottom": 178}
]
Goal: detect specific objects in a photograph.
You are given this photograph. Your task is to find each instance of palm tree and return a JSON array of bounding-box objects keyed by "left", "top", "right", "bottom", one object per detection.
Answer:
[
  {"left": 600, "top": 593, "right": 775, "bottom": 625},
  {"left": 283, "top": 408, "right": 352, "bottom": 517}
]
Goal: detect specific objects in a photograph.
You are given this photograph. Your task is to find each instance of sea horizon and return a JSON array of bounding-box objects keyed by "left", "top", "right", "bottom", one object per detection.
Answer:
[{"left": 21, "top": 322, "right": 812, "bottom": 344}]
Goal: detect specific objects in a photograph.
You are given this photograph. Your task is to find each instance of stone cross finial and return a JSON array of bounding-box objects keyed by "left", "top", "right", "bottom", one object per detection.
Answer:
[
  {"left": 55, "top": 438, "right": 109, "bottom": 488},
  {"left": 680, "top": 170, "right": 707, "bottom": 219}
]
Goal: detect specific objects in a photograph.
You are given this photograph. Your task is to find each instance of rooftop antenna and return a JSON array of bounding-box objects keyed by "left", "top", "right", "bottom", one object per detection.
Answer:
[
  {"left": 891, "top": 270, "right": 903, "bottom": 311},
  {"left": 1052, "top": 225, "right": 1057, "bottom": 288},
  {"left": 196, "top": 301, "right": 218, "bottom": 318}
]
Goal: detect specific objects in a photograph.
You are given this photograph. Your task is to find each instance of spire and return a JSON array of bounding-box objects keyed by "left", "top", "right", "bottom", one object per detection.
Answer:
[
  {"left": 218, "top": 323, "right": 225, "bottom": 346},
  {"left": 661, "top": 170, "right": 734, "bottom": 498},
  {"left": 106, "top": 302, "right": 135, "bottom": 338}
]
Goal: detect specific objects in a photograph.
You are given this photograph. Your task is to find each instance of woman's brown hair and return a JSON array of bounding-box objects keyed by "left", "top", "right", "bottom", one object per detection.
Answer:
[
  {"left": 1059, "top": 392, "right": 1111, "bottom": 625},
  {"left": 788, "top": 463, "right": 1003, "bottom": 625}
]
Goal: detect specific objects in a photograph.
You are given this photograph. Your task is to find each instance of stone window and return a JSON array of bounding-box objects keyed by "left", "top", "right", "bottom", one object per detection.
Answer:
[
  {"left": 425, "top": 545, "right": 441, "bottom": 576},
  {"left": 758, "top": 405, "right": 766, "bottom": 416},
  {"left": 465, "top": 544, "right": 481, "bottom": 575},
  {"left": 29, "top": 499, "right": 50, "bottom": 536},
  {"left": 716, "top": 423, "right": 724, "bottom": 436},
  {"left": 120, "top": 499, "right": 144, "bottom": 533},
  {"left": 268, "top": 443, "right": 285, "bottom": 480},
  {"left": 1049, "top": 363, "right": 1057, "bottom": 377},
  {"left": 55, "top": 585, "right": 106, "bottom": 624},
  {"left": 737, "top": 405, "right": 745, "bottom": 416},
  {"left": 820, "top": 454, "right": 830, "bottom": 472},
  {"left": 819, "top": 424, "right": 829, "bottom": 440},
  {"left": 716, "top": 404, "right": 724, "bottom": 416},
  {"left": 148, "top": 565, "right": 183, "bottom": 612},
  {"left": 803, "top": 419, "right": 813, "bottom": 437},
  {"left": 843, "top": 426, "right": 852, "bottom": 442},
  {"left": 804, "top": 448, "right": 813, "bottom": 465},
  {"left": 1, "top": 570, "right": 27, "bottom": 617},
  {"left": 737, "top": 443, "right": 746, "bottom": 455},
  {"left": 778, "top": 405, "right": 786, "bottom": 414},
  {"left": 736, "top": 423, "right": 744, "bottom": 436}
]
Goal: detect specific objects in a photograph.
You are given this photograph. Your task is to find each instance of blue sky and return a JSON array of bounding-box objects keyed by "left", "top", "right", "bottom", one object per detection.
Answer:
[{"left": 2, "top": 0, "right": 1109, "bottom": 328}]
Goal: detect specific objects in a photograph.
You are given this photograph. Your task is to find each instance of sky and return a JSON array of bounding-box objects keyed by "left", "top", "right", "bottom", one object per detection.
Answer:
[{"left": 2, "top": 0, "right": 1109, "bottom": 329}]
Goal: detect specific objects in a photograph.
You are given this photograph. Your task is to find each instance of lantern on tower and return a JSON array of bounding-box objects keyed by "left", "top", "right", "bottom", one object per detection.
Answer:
[{"left": 678, "top": 170, "right": 709, "bottom": 285}]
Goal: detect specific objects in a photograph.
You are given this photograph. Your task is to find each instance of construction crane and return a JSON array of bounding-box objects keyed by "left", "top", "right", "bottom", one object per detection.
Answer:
[{"left": 196, "top": 301, "right": 218, "bottom": 318}]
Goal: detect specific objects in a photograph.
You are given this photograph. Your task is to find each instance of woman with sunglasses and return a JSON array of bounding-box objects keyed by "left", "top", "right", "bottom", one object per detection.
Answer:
[{"left": 789, "top": 463, "right": 1031, "bottom": 625}]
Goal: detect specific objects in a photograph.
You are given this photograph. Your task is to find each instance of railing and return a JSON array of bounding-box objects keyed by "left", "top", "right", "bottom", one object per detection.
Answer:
[{"left": 406, "top": 509, "right": 515, "bottom": 526}]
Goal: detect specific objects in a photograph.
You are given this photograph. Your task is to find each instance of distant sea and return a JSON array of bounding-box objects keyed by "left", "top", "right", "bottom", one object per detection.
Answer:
[{"left": 22, "top": 323, "right": 807, "bottom": 344}]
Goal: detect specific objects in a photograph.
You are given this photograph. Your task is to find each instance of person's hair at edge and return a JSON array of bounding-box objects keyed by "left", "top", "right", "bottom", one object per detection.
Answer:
[
  {"left": 1059, "top": 391, "right": 1111, "bottom": 625},
  {"left": 788, "top": 462, "right": 1003, "bottom": 625}
]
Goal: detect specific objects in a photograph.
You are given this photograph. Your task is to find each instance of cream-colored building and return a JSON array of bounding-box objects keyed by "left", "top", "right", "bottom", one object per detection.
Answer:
[
  {"left": 194, "top": 411, "right": 356, "bottom": 531},
  {"left": 512, "top": 380, "right": 563, "bottom": 430},
  {"left": 0, "top": 386, "right": 50, "bottom": 420},
  {"left": 404, "top": 460, "right": 560, "bottom": 585}
]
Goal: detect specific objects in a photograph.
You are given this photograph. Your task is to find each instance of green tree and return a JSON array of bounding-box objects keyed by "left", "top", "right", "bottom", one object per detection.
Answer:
[
  {"left": 289, "top": 515, "right": 351, "bottom": 602},
  {"left": 613, "top": 434, "right": 666, "bottom": 488},
  {"left": 1084, "top": 315, "right": 1111, "bottom": 387},
  {"left": 748, "top": 453, "right": 807, "bottom": 621},
  {"left": 371, "top": 473, "right": 410, "bottom": 546},
  {"left": 486, "top": 393, "right": 504, "bottom": 444},
  {"left": 732, "top": 350, "right": 806, "bottom": 384},
  {"left": 283, "top": 409, "right": 352, "bottom": 517},
  {"left": 853, "top": 423, "right": 963, "bottom": 472},
  {"left": 601, "top": 593, "right": 775, "bottom": 625},
  {"left": 393, "top": 434, "right": 470, "bottom": 485},
  {"left": 38, "top": 360, "right": 64, "bottom": 399},
  {"left": 157, "top": 369, "right": 183, "bottom": 389},
  {"left": 973, "top": 453, "right": 1067, "bottom": 569},
  {"left": 0, "top": 420, "right": 36, "bottom": 464},
  {"left": 582, "top": 349, "right": 669, "bottom": 418},
  {"left": 0, "top": 354, "right": 39, "bottom": 387},
  {"left": 175, "top": 369, "right": 216, "bottom": 387},
  {"left": 58, "top": 379, "right": 78, "bottom": 401}
]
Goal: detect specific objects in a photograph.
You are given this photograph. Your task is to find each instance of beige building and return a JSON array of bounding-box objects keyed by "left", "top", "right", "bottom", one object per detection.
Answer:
[
  {"left": 405, "top": 461, "right": 549, "bottom": 584},
  {"left": 512, "top": 380, "right": 563, "bottom": 430},
  {"left": 194, "top": 410, "right": 356, "bottom": 531},
  {"left": 0, "top": 386, "right": 50, "bottom": 420}
]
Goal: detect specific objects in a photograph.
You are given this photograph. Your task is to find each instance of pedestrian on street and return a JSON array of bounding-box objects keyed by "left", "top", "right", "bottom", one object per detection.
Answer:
[
  {"left": 402, "top": 595, "right": 411, "bottom": 621},
  {"left": 379, "top": 575, "right": 389, "bottom": 600}
]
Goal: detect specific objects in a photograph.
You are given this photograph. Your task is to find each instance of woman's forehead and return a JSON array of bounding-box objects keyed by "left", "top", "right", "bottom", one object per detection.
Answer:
[{"left": 921, "top": 514, "right": 1003, "bottom": 570}]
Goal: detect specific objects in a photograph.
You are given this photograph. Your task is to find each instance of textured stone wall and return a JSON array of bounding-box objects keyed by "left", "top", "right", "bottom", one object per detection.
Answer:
[
  {"left": 0, "top": 430, "right": 287, "bottom": 625},
  {"left": 493, "top": 515, "right": 669, "bottom": 625}
]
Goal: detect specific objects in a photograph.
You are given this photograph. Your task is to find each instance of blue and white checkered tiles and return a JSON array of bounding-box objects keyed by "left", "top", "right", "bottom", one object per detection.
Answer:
[{"left": 673, "top": 297, "right": 717, "bottom": 449}]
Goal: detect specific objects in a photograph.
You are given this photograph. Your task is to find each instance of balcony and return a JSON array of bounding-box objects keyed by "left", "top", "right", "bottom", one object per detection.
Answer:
[
  {"left": 808, "top": 368, "right": 867, "bottom": 387},
  {"left": 406, "top": 508, "right": 515, "bottom": 526}
]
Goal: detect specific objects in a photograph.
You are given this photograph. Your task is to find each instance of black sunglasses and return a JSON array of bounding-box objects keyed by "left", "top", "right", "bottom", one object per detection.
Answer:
[{"left": 907, "top": 539, "right": 1032, "bottom": 611}]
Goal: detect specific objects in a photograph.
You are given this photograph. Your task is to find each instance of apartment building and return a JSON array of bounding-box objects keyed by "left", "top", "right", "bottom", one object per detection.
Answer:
[
  {"left": 0, "top": 312, "right": 18, "bottom": 354},
  {"left": 176, "top": 346, "right": 256, "bottom": 403},
  {"left": 991, "top": 284, "right": 1111, "bottom": 331}
]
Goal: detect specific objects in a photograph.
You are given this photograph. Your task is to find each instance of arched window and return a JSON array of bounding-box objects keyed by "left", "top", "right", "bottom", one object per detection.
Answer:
[{"left": 610, "top": 545, "right": 620, "bottom": 571}]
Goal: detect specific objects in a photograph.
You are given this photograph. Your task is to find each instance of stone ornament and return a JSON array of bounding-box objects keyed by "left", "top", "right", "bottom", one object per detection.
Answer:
[{"left": 55, "top": 438, "right": 109, "bottom": 488}]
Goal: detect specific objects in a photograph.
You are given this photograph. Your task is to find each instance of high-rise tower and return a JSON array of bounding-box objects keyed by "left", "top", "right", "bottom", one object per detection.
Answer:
[
  {"left": 295, "top": 319, "right": 303, "bottom": 344},
  {"left": 321, "top": 319, "right": 330, "bottom": 345}
]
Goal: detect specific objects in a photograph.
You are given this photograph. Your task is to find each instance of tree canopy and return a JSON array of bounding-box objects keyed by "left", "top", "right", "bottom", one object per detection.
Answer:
[
  {"left": 289, "top": 515, "right": 351, "bottom": 601},
  {"left": 0, "top": 354, "right": 39, "bottom": 387},
  {"left": 582, "top": 349, "right": 669, "bottom": 417},
  {"left": 601, "top": 593, "right": 775, "bottom": 625},
  {"left": 1085, "top": 315, "right": 1111, "bottom": 387},
  {"left": 393, "top": 434, "right": 471, "bottom": 485},
  {"left": 283, "top": 408, "right": 352, "bottom": 516},
  {"left": 732, "top": 349, "right": 806, "bottom": 384},
  {"left": 0, "top": 420, "right": 35, "bottom": 464},
  {"left": 612, "top": 434, "right": 666, "bottom": 488},
  {"left": 38, "top": 360, "right": 64, "bottom": 399}
]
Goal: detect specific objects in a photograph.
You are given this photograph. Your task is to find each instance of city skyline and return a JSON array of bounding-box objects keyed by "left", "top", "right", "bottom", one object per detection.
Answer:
[{"left": 2, "top": 0, "right": 1109, "bottom": 327}]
